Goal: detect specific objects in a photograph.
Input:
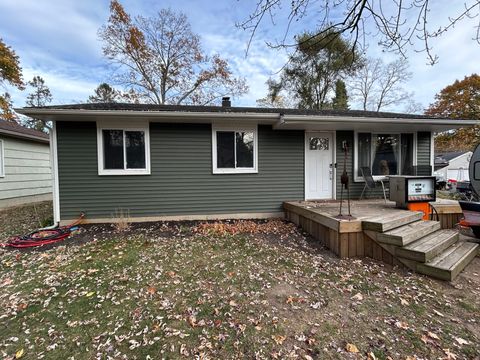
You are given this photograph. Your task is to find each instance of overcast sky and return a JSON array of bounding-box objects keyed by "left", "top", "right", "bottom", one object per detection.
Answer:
[{"left": 1, "top": 0, "right": 479, "bottom": 112}]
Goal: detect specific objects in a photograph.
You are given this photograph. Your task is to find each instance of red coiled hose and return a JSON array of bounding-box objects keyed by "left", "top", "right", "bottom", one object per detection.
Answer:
[{"left": 1, "top": 213, "right": 85, "bottom": 248}]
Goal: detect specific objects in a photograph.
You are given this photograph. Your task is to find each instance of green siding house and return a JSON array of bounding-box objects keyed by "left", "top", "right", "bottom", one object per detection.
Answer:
[{"left": 17, "top": 103, "right": 477, "bottom": 225}]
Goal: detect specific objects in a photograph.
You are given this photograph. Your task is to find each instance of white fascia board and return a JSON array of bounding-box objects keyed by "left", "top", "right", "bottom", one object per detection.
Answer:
[
  {"left": 279, "top": 114, "right": 479, "bottom": 126},
  {"left": 14, "top": 108, "right": 281, "bottom": 124},
  {"left": 275, "top": 115, "right": 479, "bottom": 132}
]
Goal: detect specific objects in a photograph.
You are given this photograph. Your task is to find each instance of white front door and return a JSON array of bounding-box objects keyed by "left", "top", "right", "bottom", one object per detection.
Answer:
[{"left": 305, "top": 132, "right": 334, "bottom": 199}]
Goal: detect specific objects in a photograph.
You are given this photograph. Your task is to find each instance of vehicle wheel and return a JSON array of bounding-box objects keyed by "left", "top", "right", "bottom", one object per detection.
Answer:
[{"left": 472, "top": 226, "right": 480, "bottom": 239}]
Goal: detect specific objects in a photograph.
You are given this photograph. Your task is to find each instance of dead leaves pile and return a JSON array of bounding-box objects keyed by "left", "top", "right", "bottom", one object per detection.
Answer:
[{"left": 193, "top": 219, "right": 298, "bottom": 237}]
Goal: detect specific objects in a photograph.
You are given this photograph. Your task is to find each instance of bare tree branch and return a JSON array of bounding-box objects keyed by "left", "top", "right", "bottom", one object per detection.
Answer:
[
  {"left": 238, "top": 0, "right": 480, "bottom": 65},
  {"left": 348, "top": 57, "right": 414, "bottom": 111},
  {"left": 99, "top": 1, "right": 248, "bottom": 105}
]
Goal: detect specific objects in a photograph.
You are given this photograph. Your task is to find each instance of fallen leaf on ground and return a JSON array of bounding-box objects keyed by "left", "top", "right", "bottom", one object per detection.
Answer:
[
  {"left": 443, "top": 348, "right": 457, "bottom": 359},
  {"left": 427, "top": 331, "right": 440, "bottom": 340},
  {"left": 272, "top": 335, "right": 286, "bottom": 345},
  {"left": 400, "top": 298, "right": 409, "bottom": 306},
  {"left": 86, "top": 291, "right": 95, "bottom": 297},
  {"left": 15, "top": 349, "right": 24, "bottom": 358},
  {"left": 395, "top": 321, "right": 409, "bottom": 330},
  {"left": 16, "top": 303, "right": 27, "bottom": 311},
  {"left": 351, "top": 293, "right": 363, "bottom": 301},
  {"left": 187, "top": 315, "right": 197, "bottom": 327},
  {"left": 286, "top": 296, "right": 306, "bottom": 304},
  {"left": 345, "top": 343, "right": 359, "bottom": 353},
  {"left": 454, "top": 337, "right": 469, "bottom": 345}
]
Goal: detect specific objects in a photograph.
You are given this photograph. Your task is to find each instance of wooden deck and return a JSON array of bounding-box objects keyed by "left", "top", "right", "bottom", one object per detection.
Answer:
[
  {"left": 284, "top": 200, "right": 415, "bottom": 259},
  {"left": 284, "top": 199, "right": 479, "bottom": 281}
]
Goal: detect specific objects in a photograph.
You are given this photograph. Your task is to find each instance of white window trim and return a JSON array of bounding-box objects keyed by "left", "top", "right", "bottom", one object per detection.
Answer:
[
  {"left": 97, "top": 120, "right": 151, "bottom": 176},
  {"left": 353, "top": 131, "right": 417, "bottom": 182},
  {"left": 0, "top": 139, "right": 4, "bottom": 178},
  {"left": 212, "top": 124, "right": 258, "bottom": 174}
]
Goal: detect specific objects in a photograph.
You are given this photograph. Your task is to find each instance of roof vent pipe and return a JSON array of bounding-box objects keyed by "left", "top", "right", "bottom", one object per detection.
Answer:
[{"left": 222, "top": 97, "right": 231, "bottom": 107}]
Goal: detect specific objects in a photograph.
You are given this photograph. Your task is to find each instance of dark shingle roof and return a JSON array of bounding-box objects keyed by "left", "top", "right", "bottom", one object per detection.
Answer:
[
  {"left": 22, "top": 102, "right": 440, "bottom": 120},
  {"left": 435, "top": 151, "right": 469, "bottom": 162},
  {"left": 0, "top": 119, "right": 49, "bottom": 142}
]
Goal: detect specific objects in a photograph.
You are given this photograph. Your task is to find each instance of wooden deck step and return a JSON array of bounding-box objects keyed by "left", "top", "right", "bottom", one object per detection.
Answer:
[
  {"left": 362, "top": 211, "right": 424, "bottom": 232},
  {"left": 395, "top": 229, "right": 459, "bottom": 262},
  {"left": 416, "top": 242, "right": 479, "bottom": 281},
  {"left": 375, "top": 220, "right": 441, "bottom": 246}
]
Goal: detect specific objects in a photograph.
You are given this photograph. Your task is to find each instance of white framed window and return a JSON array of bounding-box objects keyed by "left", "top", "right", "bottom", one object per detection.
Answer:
[
  {"left": 354, "top": 131, "right": 417, "bottom": 182},
  {"left": 0, "top": 139, "right": 4, "bottom": 178},
  {"left": 212, "top": 124, "right": 258, "bottom": 174},
  {"left": 97, "top": 121, "right": 150, "bottom": 175}
]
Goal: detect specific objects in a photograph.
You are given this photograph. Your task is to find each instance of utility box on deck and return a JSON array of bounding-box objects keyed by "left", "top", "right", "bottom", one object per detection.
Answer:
[{"left": 389, "top": 176, "right": 436, "bottom": 210}]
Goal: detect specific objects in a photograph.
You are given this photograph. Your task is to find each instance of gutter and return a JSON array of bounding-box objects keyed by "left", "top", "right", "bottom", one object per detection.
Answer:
[
  {"left": 14, "top": 108, "right": 282, "bottom": 122},
  {"left": 276, "top": 114, "right": 480, "bottom": 126},
  {"left": 15, "top": 107, "right": 479, "bottom": 127}
]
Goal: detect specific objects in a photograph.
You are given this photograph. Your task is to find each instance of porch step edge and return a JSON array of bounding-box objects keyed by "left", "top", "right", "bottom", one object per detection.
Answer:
[
  {"left": 395, "top": 229, "right": 459, "bottom": 263},
  {"left": 376, "top": 220, "right": 441, "bottom": 247},
  {"left": 416, "top": 242, "right": 479, "bottom": 281},
  {"left": 362, "top": 211, "right": 424, "bottom": 232}
]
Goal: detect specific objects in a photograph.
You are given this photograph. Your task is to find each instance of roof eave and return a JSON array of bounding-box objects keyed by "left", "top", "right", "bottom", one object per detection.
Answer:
[
  {"left": 14, "top": 108, "right": 281, "bottom": 123},
  {"left": 14, "top": 108, "right": 479, "bottom": 132},
  {"left": 0, "top": 128, "right": 49, "bottom": 143},
  {"left": 274, "top": 115, "right": 479, "bottom": 132}
]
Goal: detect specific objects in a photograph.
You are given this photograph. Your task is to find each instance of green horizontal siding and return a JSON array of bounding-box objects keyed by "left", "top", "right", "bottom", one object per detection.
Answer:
[
  {"left": 57, "top": 122, "right": 304, "bottom": 219},
  {"left": 336, "top": 131, "right": 432, "bottom": 199},
  {"left": 416, "top": 132, "right": 432, "bottom": 175}
]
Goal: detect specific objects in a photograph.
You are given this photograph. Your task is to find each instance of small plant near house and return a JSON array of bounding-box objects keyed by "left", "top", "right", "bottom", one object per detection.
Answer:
[
  {"left": 112, "top": 208, "right": 131, "bottom": 232},
  {"left": 39, "top": 215, "right": 54, "bottom": 228},
  {"left": 32, "top": 203, "right": 53, "bottom": 228}
]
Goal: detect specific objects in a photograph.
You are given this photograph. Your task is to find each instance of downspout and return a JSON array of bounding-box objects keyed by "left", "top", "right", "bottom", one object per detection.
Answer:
[
  {"left": 50, "top": 120, "right": 61, "bottom": 226},
  {"left": 273, "top": 113, "right": 285, "bottom": 129}
]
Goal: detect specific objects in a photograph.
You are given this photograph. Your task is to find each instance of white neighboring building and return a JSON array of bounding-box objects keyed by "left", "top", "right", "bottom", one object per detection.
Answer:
[
  {"left": 434, "top": 151, "right": 472, "bottom": 182},
  {"left": 0, "top": 120, "right": 52, "bottom": 208}
]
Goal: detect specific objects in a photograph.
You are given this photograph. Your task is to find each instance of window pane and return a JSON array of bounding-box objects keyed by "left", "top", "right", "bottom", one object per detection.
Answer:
[
  {"left": 372, "top": 134, "right": 399, "bottom": 176},
  {"left": 236, "top": 131, "right": 254, "bottom": 168},
  {"left": 103, "top": 130, "right": 124, "bottom": 169},
  {"left": 217, "top": 131, "right": 235, "bottom": 168},
  {"left": 310, "top": 137, "right": 329, "bottom": 150},
  {"left": 401, "top": 133, "right": 414, "bottom": 175},
  {"left": 357, "top": 133, "right": 371, "bottom": 176},
  {"left": 125, "top": 131, "right": 146, "bottom": 169}
]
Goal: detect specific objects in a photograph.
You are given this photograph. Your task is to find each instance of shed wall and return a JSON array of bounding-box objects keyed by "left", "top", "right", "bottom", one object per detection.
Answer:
[{"left": 0, "top": 135, "right": 51, "bottom": 202}]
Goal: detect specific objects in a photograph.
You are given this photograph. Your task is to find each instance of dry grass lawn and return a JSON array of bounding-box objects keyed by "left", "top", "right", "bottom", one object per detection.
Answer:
[{"left": 0, "top": 202, "right": 479, "bottom": 359}]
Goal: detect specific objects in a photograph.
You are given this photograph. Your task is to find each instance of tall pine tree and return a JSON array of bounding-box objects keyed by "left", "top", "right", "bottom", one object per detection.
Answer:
[{"left": 332, "top": 80, "right": 348, "bottom": 110}]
